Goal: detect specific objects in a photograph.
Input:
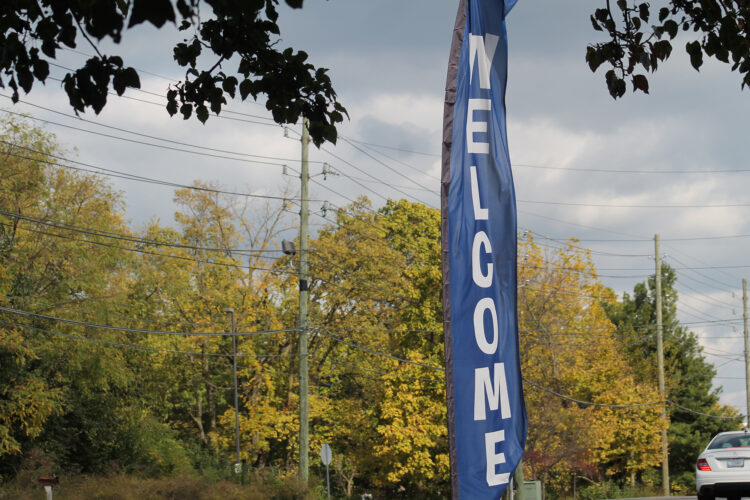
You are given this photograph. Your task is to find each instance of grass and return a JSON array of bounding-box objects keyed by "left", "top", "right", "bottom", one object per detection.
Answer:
[{"left": 0, "top": 473, "right": 317, "bottom": 500}]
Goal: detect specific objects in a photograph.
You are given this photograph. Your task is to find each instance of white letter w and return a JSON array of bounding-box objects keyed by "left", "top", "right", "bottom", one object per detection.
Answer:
[{"left": 469, "top": 34, "right": 499, "bottom": 90}]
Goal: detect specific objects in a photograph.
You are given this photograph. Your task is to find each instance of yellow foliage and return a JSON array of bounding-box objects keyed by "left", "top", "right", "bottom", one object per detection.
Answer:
[{"left": 518, "top": 236, "right": 663, "bottom": 481}]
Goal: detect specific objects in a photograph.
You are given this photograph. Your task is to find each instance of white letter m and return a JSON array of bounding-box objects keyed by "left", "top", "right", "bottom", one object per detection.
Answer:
[{"left": 474, "top": 362, "right": 511, "bottom": 421}]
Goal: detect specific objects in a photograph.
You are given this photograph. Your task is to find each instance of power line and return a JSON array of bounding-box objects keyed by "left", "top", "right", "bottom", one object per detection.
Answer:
[
  {"left": 4, "top": 97, "right": 314, "bottom": 165},
  {"left": 523, "top": 264, "right": 647, "bottom": 279},
  {"left": 523, "top": 377, "right": 743, "bottom": 418},
  {"left": 0, "top": 107, "right": 296, "bottom": 169},
  {"left": 313, "top": 328, "right": 442, "bottom": 370},
  {"left": 340, "top": 136, "right": 438, "bottom": 194},
  {"left": 522, "top": 378, "right": 661, "bottom": 408},
  {"left": 667, "top": 400, "right": 742, "bottom": 420},
  {"left": 520, "top": 199, "right": 750, "bottom": 209},
  {"left": 0, "top": 304, "right": 297, "bottom": 337},
  {"left": 521, "top": 229, "right": 652, "bottom": 258},
  {"left": 336, "top": 171, "right": 436, "bottom": 193},
  {"left": 0, "top": 208, "right": 284, "bottom": 256},
  {"left": 514, "top": 162, "right": 750, "bottom": 175},
  {"left": 312, "top": 354, "right": 444, "bottom": 383},
  {"left": 285, "top": 127, "right": 437, "bottom": 208},
  {"left": 1, "top": 319, "right": 292, "bottom": 358},
  {"left": 312, "top": 324, "right": 441, "bottom": 334},
  {"left": 673, "top": 281, "right": 736, "bottom": 313},
  {"left": 0, "top": 142, "right": 309, "bottom": 202},
  {"left": 345, "top": 137, "right": 440, "bottom": 181},
  {"left": 0, "top": 219, "right": 296, "bottom": 276},
  {"left": 340, "top": 136, "right": 439, "bottom": 158},
  {"left": 665, "top": 252, "right": 738, "bottom": 291},
  {"left": 320, "top": 144, "right": 437, "bottom": 208},
  {"left": 518, "top": 210, "right": 648, "bottom": 240}
]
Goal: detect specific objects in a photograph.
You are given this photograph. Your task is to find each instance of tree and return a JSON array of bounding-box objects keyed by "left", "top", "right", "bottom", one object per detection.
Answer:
[
  {"left": 125, "top": 181, "right": 297, "bottom": 471},
  {"left": 269, "top": 198, "right": 450, "bottom": 496},
  {"left": 301, "top": 197, "right": 414, "bottom": 494},
  {"left": 0, "top": 0, "right": 346, "bottom": 147},
  {"left": 587, "top": 0, "right": 750, "bottom": 98},
  {"left": 0, "top": 115, "right": 164, "bottom": 474},
  {"left": 603, "top": 263, "right": 741, "bottom": 492},
  {"left": 0, "top": 117, "right": 64, "bottom": 459},
  {"left": 518, "top": 236, "right": 664, "bottom": 498}
]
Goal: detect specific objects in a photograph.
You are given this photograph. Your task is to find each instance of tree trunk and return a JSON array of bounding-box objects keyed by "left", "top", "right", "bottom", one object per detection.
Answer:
[
  {"left": 204, "top": 346, "right": 216, "bottom": 438},
  {"left": 190, "top": 387, "right": 207, "bottom": 445}
]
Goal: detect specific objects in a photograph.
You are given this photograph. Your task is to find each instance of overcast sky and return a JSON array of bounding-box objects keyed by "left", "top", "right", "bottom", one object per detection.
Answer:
[{"left": 6, "top": 0, "right": 750, "bottom": 417}]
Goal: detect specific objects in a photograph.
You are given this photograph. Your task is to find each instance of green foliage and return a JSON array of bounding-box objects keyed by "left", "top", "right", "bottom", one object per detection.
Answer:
[
  {"left": 587, "top": 0, "right": 750, "bottom": 97},
  {"left": 0, "top": 0, "right": 346, "bottom": 147},
  {"left": 577, "top": 479, "right": 659, "bottom": 500},
  {"left": 603, "top": 263, "right": 742, "bottom": 491},
  {"left": 0, "top": 115, "right": 743, "bottom": 498},
  {"left": 0, "top": 114, "right": 128, "bottom": 463}
]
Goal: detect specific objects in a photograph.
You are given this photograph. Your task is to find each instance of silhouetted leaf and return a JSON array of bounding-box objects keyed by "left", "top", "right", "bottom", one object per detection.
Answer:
[
  {"left": 638, "top": 3, "right": 649, "bottom": 22},
  {"left": 196, "top": 104, "right": 208, "bottom": 123},
  {"left": 664, "top": 20, "right": 678, "bottom": 39},
  {"left": 129, "top": 0, "right": 175, "bottom": 28},
  {"left": 633, "top": 74, "right": 649, "bottom": 93},
  {"left": 686, "top": 40, "right": 703, "bottom": 70}
]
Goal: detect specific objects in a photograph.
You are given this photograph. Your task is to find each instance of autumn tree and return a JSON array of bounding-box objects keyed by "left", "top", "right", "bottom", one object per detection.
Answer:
[
  {"left": 273, "top": 198, "right": 450, "bottom": 497},
  {"left": 0, "top": 116, "right": 64, "bottom": 460},
  {"left": 604, "top": 263, "right": 741, "bottom": 491},
  {"left": 125, "top": 182, "right": 297, "bottom": 471},
  {"left": 518, "top": 235, "right": 664, "bottom": 498},
  {"left": 0, "top": 115, "right": 177, "bottom": 475},
  {"left": 301, "top": 197, "right": 409, "bottom": 494},
  {"left": 372, "top": 199, "right": 448, "bottom": 496}
]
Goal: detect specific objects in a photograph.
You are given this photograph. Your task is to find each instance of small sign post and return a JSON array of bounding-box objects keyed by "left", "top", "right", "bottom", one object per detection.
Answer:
[
  {"left": 320, "top": 443, "right": 332, "bottom": 500},
  {"left": 38, "top": 477, "right": 58, "bottom": 500}
]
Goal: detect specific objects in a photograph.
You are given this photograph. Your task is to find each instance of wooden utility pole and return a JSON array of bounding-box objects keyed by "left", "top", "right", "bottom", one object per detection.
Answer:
[
  {"left": 655, "top": 234, "right": 669, "bottom": 495},
  {"left": 743, "top": 279, "right": 749, "bottom": 427},
  {"left": 298, "top": 117, "right": 310, "bottom": 483},
  {"left": 514, "top": 460, "right": 524, "bottom": 500},
  {"left": 222, "top": 307, "right": 241, "bottom": 478}
]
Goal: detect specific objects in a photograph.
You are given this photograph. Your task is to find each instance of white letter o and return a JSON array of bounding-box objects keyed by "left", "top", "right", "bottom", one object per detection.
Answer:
[{"left": 474, "top": 297, "right": 498, "bottom": 354}]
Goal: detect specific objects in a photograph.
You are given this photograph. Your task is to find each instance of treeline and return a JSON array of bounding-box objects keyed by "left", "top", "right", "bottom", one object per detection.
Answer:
[{"left": 0, "top": 116, "right": 740, "bottom": 498}]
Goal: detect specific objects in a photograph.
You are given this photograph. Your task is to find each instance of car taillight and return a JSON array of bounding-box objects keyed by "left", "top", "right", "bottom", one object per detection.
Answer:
[{"left": 697, "top": 458, "right": 711, "bottom": 471}]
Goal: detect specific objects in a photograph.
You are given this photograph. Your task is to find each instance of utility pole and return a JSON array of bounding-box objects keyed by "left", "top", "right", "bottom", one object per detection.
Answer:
[
  {"left": 222, "top": 307, "right": 241, "bottom": 472},
  {"left": 654, "top": 234, "right": 669, "bottom": 496},
  {"left": 743, "top": 279, "right": 749, "bottom": 427},
  {"left": 298, "top": 117, "right": 310, "bottom": 483},
  {"left": 514, "top": 459, "right": 524, "bottom": 500}
]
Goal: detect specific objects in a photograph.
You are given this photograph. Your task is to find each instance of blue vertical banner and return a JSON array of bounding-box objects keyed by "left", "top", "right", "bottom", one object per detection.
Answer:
[{"left": 441, "top": 0, "right": 526, "bottom": 498}]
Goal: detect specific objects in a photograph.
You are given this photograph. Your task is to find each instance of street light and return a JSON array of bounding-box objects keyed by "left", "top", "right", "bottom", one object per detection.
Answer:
[{"left": 222, "top": 307, "right": 241, "bottom": 471}]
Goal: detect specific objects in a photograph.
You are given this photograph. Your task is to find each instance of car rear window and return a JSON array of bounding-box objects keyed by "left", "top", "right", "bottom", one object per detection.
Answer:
[{"left": 708, "top": 434, "right": 750, "bottom": 449}]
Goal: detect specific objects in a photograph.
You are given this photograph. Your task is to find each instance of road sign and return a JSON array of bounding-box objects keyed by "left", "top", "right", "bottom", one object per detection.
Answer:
[{"left": 320, "top": 443, "right": 332, "bottom": 466}]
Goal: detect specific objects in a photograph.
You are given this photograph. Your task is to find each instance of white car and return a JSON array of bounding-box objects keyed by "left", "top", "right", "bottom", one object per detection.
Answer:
[{"left": 697, "top": 430, "right": 750, "bottom": 500}]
